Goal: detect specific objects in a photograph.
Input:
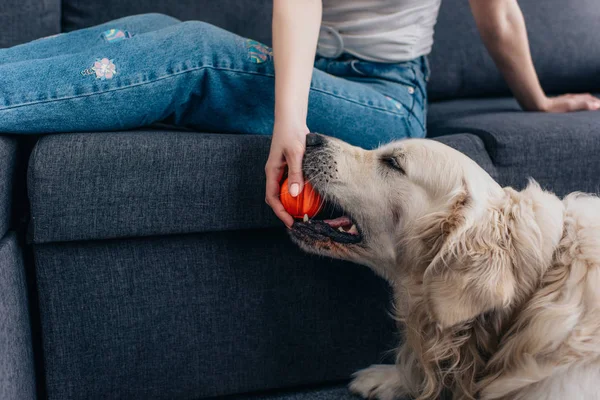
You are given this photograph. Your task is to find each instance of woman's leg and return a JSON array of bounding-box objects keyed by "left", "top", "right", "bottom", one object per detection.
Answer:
[
  {"left": 0, "top": 13, "right": 180, "bottom": 64},
  {"left": 0, "top": 19, "right": 424, "bottom": 148}
]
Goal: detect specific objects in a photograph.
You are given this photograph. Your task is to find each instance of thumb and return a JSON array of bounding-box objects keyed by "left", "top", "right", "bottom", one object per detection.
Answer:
[{"left": 285, "top": 149, "right": 305, "bottom": 198}]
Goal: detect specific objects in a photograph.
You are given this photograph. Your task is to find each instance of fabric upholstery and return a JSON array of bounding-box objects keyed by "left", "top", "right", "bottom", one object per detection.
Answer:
[
  {"left": 0, "top": 232, "right": 35, "bottom": 400},
  {"left": 428, "top": 98, "right": 600, "bottom": 196},
  {"left": 429, "top": 0, "right": 600, "bottom": 100},
  {"left": 0, "top": 136, "right": 17, "bottom": 238},
  {"left": 33, "top": 230, "right": 395, "bottom": 400},
  {"left": 61, "top": 0, "right": 273, "bottom": 45},
  {"left": 28, "top": 131, "right": 278, "bottom": 243},
  {"left": 230, "top": 385, "right": 355, "bottom": 400},
  {"left": 227, "top": 383, "right": 454, "bottom": 400},
  {"left": 228, "top": 384, "right": 372, "bottom": 400},
  {"left": 230, "top": 384, "right": 450, "bottom": 400},
  {"left": 0, "top": 0, "right": 61, "bottom": 48},
  {"left": 28, "top": 131, "right": 496, "bottom": 244}
]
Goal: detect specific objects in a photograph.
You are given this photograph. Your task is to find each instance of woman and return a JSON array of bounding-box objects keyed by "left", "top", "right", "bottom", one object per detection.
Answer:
[{"left": 0, "top": 0, "right": 598, "bottom": 227}]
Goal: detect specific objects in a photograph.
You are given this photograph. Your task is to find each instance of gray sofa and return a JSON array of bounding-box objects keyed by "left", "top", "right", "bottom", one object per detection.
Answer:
[{"left": 1, "top": 0, "right": 599, "bottom": 399}]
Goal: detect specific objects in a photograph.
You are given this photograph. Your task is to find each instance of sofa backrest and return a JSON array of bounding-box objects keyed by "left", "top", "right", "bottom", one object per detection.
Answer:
[
  {"left": 1, "top": 0, "right": 272, "bottom": 48},
  {"left": 60, "top": 0, "right": 273, "bottom": 45},
  {"left": 428, "top": 0, "right": 600, "bottom": 100},
  {"left": 0, "top": 0, "right": 61, "bottom": 48}
]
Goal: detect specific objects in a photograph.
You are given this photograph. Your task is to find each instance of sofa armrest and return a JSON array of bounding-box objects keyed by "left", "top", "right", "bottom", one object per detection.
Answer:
[
  {"left": 0, "top": 136, "right": 18, "bottom": 238},
  {"left": 0, "top": 232, "right": 35, "bottom": 400}
]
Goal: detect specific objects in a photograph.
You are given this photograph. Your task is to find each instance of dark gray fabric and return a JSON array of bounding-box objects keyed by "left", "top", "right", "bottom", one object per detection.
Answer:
[
  {"left": 428, "top": 98, "right": 600, "bottom": 196},
  {"left": 0, "top": 0, "right": 61, "bottom": 48},
  {"left": 0, "top": 136, "right": 17, "bottom": 238},
  {"left": 61, "top": 0, "right": 273, "bottom": 45},
  {"left": 28, "top": 131, "right": 496, "bottom": 244},
  {"left": 226, "top": 384, "right": 361, "bottom": 400},
  {"left": 429, "top": 0, "right": 600, "bottom": 100},
  {"left": 0, "top": 232, "right": 35, "bottom": 400},
  {"left": 34, "top": 230, "right": 395, "bottom": 400},
  {"left": 226, "top": 383, "right": 450, "bottom": 399},
  {"left": 28, "top": 131, "right": 279, "bottom": 243}
]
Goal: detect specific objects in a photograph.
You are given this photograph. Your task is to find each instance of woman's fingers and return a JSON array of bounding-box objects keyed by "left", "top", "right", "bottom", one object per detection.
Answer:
[
  {"left": 546, "top": 93, "right": 600, "bottom": 112},
  {"left": 265, "top": 160, "right": 294, "bottom": 228},
  {"left": 283, "top": 143, "right": 305, "bottom": 198}
]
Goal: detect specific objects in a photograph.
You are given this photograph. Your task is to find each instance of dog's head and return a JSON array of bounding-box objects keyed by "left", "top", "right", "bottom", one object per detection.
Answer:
[{"left": 291, "top": 133, "right": 564, "bottom": 328}]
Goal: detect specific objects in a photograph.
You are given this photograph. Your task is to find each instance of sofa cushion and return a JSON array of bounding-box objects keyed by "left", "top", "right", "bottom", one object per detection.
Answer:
[
  {"left": 33, "top": 230, "right": 395, "bottom": 399},
  {"left": 428, "top": 98, "right": 600, "bottom": 196},
  {"left": 429, "top": 0, "right": 600, "bottom": 100},
  {"left": 0, "top": 0, "right": 61, "bottom": 48},
  {"left": 28, "top": 132, "right": 279, "bottom": 243},
  {"left": 0, "top": 232, "right": 35, "bottom": 400},
  {"left": 0, "top": 136, "right": 17, "bottom": 238},
  {"left": 61, "top": 0, "right": 272, "bottom": 45},
  {"left": 28, "top": 131, "right": 495, "bottom": 244}
]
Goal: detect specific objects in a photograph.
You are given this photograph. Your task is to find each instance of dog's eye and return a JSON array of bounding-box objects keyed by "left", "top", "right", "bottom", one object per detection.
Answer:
[{"left": 382, "top": 156, "right": 405, "bottom": 174}]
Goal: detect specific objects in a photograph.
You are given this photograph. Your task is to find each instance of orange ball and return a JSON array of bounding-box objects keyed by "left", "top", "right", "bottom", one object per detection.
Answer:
[{"left": 280, "top": 178, "right": 323, "bottom": 219}]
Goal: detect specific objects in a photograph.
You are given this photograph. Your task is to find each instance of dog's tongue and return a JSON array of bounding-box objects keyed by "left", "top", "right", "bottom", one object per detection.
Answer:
[{"left": 323, "top": 216, "right": 352, "bottom": 228}]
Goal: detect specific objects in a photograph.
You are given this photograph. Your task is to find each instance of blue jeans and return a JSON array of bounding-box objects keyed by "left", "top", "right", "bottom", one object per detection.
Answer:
[{"left": 0, "top": 14, "right": 428, "bottom": 149}]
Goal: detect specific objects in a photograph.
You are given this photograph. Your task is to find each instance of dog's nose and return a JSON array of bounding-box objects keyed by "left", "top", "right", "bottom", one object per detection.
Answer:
[{"left": 306, "top": 133, "right": 324, "bottom": 147}]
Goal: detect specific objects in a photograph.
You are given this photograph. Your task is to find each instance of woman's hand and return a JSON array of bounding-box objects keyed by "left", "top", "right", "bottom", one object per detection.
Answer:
[
  {"left": 540, "top": 94, "right": 600, "bottom": 113},
  {"left": 265, "top": 122, "right": 309, "bottom": 228}
]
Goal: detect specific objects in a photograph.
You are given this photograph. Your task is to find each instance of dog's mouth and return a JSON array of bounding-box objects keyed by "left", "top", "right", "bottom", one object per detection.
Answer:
[{"left": 290, "top": 201, "right": 363, "bottom": 245}]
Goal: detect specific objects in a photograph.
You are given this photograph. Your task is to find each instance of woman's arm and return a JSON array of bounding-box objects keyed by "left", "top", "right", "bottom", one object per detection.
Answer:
[
  {"left": 265, "top": 0, "right": 322, "bottom": 227},
  {"left": 469, "top": 0, "right": 600, "bottom": 112}
]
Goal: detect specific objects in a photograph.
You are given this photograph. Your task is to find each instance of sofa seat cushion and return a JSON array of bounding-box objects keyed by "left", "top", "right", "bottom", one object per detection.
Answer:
[
  {"left": 428, "top": 98, "right": 600, "bottom": 196},
  {"left": 0, "top": 136, "right": 17, "bottom": 238},
  {"left": 28, "top": 131, "right": 495, "bottom": 244}
]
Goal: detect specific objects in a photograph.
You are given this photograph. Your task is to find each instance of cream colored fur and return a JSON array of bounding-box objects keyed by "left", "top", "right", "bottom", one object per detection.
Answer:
[{"left": 292, "top": 136, "right": 600, "bottom": 400}]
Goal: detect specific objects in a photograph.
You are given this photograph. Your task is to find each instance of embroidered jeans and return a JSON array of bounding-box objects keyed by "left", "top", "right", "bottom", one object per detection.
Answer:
[{"left": 0, "top": 13, "right": 428, "bottom": 148}]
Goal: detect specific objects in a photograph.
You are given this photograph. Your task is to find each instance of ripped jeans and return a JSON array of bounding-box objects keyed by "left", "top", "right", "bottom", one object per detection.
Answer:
[{"left": 0, "top": 14, "right": 428, "bottom": 148}]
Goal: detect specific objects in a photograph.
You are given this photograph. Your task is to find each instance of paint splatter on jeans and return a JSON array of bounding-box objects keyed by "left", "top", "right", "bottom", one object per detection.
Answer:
[
  {"left": 246, "top": 39, "right": 272, "bottom": 64},
  {"left": 101, "top": 29, "right": 132, "bottom": 43}
]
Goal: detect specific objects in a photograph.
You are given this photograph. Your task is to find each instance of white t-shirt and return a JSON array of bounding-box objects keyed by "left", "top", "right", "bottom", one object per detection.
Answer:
[{"left": 317, "top": 0, "right": 442, "bottom": 62}]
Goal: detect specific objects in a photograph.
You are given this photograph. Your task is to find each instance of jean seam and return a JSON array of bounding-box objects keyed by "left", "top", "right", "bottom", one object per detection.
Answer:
[
  {"left": 1, "top": 64, "right": 407, "bottom": 119},
  {"left": 399, "top": 64, "right": 425, "bottom": 132},
  {"left": 0, "top": 65, "right": 267, "bottom": 111},
  {"left": 309, "top": 86, "right": 407, "bottom": 117}
]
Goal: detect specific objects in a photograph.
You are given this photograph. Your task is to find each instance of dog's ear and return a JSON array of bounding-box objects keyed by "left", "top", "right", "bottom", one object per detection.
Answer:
[
  {"left": 424, "top": 222, "right": 516, "bottom": 329},
  {"left": 421, "top": 181, "right": 563, "bottom": 329},
  {"left": 423, "top": 199, "right": 516, "bottom": 329}
]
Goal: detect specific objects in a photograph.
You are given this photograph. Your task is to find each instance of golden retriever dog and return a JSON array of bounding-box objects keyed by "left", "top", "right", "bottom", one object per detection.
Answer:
[{"left": 290, "top": 133, "right": 600, "bottom": 400}]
